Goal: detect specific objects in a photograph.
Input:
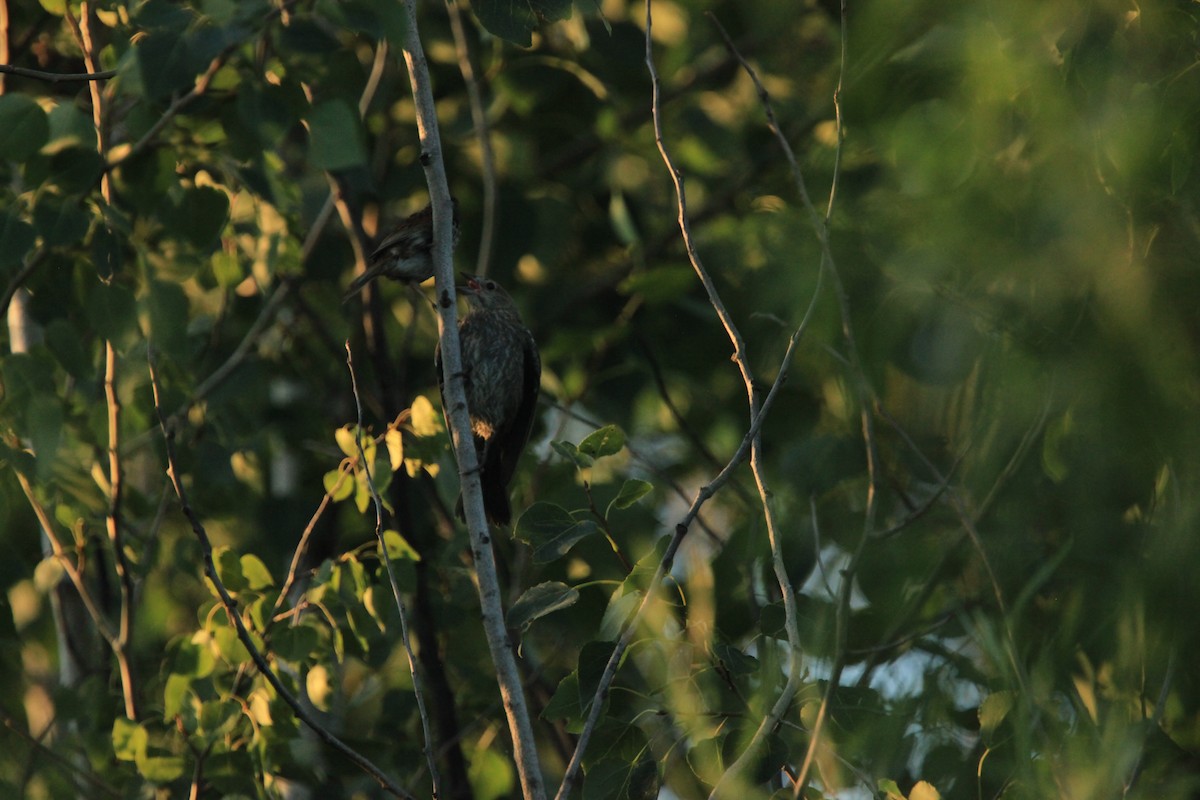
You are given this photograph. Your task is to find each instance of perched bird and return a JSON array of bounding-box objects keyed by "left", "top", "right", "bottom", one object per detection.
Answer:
[
  {"left": 343, "top": 198, "right": 460, "bottom": 301},
  {"left": 437, "top": 276, "right": 541, "bottom": 526}
]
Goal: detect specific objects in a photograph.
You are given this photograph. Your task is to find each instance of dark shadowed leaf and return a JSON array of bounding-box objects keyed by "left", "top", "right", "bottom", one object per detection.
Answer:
[
  {"left": 85, "top": 282, "right": 138, "bottom": 348},
  {"left": 307, "top": 100, "right": 367, "bottom": 170},
  {"left": 136, "top": 30, "right": 195, "bottom": 99},
  {"left": 473, "top": 0, "right": 572, "bottom": 46},
  {"left": 0, "top": 95, "right": 49, "bottom": 162},
  {"left": 0, "top": 213, "right": 35, "bottom": 271},
  {"left": 145, "top": 280, "right": 190, "bottom": 357},
  {"left": 583, "top": 758, "right": 659, "bottom": 800},
  {"left": 508, "top": 581, "right": 580, "bottom": 633},
  {"left": 608, "top": 479, "right": 652, "bottom": 511},
  {"left": 514, "top": 502, "right": 599, "bottom": 562}
]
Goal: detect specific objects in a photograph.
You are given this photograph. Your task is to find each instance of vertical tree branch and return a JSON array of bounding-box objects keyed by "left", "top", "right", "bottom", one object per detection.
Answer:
[
  {"left": 67, "top": 0, "right": 140, "bottom": 721},
  {"left": 0, "top": 0, "right": 9, "bottom": 96},
  {"left": 398, "top": 3, "right": 546, "bottom": 798}
]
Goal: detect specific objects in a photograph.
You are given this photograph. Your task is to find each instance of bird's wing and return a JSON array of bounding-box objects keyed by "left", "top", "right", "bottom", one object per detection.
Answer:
[{"left": 495, "top": 331, "right": 541, "bottom": 491}]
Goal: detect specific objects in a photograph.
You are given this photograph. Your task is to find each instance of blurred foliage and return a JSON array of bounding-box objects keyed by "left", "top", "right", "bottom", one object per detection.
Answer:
[{"left": 1, "top": 0, "right": 1199, "bottom": 798}]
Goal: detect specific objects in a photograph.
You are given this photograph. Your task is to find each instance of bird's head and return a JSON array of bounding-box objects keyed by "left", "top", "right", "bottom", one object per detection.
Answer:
[{"left": 459, "top": 275, "right": 519, "bottom": 314}]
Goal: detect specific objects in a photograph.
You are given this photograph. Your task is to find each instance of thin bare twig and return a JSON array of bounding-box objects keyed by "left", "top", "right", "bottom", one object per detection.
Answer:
[
  {"left": 16, "top": 473, "right": 117, "bottom": 644},
  {"left": 0, "top": 704, "right": 120, "bottom": 797},
  {"left": 0, "top": 63, "right": 116, "bottom": 83},
  {"left": 789, "top": 2, "right": 878, "bottom": 793},
  {"left": 398, "top": 3, "right": 547, "bottom": 797},
  {"left": 70, "top": 0, "right": 140, "bottom": 719},
  {"left": 345, "top": 341, "right": 441, "bottom": 798},
  {"left": 270, "top": 460, "right": 351, "bottom": 619},
  {"left": 147, "top": 348, "right": 413, "bottom": 800},
  {"left": 557, "top": 7, "right": 827, "bottom": 796}
]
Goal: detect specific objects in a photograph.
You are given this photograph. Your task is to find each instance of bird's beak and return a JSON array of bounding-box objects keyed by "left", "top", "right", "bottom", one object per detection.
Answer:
[{"left": 456, "top": 272, "right": 479, "bottom": 294}]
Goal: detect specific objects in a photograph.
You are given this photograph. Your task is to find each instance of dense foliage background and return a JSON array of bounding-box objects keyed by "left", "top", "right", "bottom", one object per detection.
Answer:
[{"left": 1, "top": 0, "right": 1198, "bottom": 797}]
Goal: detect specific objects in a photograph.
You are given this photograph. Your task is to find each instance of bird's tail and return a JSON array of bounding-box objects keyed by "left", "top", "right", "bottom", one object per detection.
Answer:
[{"left": 454, "top": 474, "right": 512, "bottom": 527}]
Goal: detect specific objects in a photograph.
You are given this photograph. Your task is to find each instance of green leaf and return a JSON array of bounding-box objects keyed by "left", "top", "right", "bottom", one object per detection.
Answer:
[
  {"left": 170, "top": 186, "right": 229, "bottom": 249},
  {"left": 323, "top": 468, "right": 354, "bottom": 502},
  {"left": 45, "top": 102, "right": 96, "bottom": 152},
  {"left": 409, "top": 395, "right": 442, "bottom": 436},
  {"left": 162, "top": 672, "right": 192, "bottom": 718},
  {"left": 598, "top": 588, "right": 640, "bottom": 641},
  {"left": 43, "top": 320, "right": 92, "bottom": 380},
  {"left": 171, "top": 635, "right": 216, "bottom": 679},
  {"left": 472, "top": 0, "right": 572, "bottom": 47},
  {"left": 711, "top": 641, "right": 758, "bottom": 676},
  {"left": 385, "top": 428, "right": 404, "bottom": 470},
  {"left": 608, "top": 479, "right": 652, "bottom": 511},
  {"left": 306, "top": 100, "right": 367, "bottom": 170},
  {"left": 273, "top": 624, "right": 319, "bottom": 663},
  {"left": 212, "top": 546, "right": 245, "bottom": 593},
  {"left": 112, "top": 718, "right": 147, "bottom": 761},
  {"left": 577, "top": 640, "right": 617, "bottom": 712},
  {"left": 85, "top": 282, "right": 138, "bottom": 348},
  {"left": 91, "top": 225, "right": 123, "bottom": 281},
  {"left": 0, "top": 212, "right": 35, "bottom": 271},
  {"left": 239, "top": 554, "right": 274, "bottom": 590},
  {"left": 514, "top": 502, "right": 600, "bottom": 562},
  {"left": 552, "top": 439, "right": 592, "bottom": 468},
  {"left": 33, "top": 198, "right": 89, "bottom": 247},
  {"left": 27, "top": 399, "right": 63, "bottom": 477},
  {"left": 136, "top": 755, "right": 186, "bottom": 783},
  {"left": 382, "top": 529, "right": 421, "bottom": 561},
  {"left": 979, "top": 690, "right": 1015, "bottom": 741},
  {"left": 583, "top": 758, "right": 659, "bottom": 800},
  {"left": 507, "top": 581, "right": 580, "bottom": 633},
  {"left": 618, "top": 266, "right": 696, "bottom": 303},
  {"left": 468, "top": 744, "right": 516, "bottom": 800},
  {"left": 0, "top": 95, "right": 50, "bottom": 163},
  {"left": 877, "top": 779, "right": 906, "bottom": 800},
  {"left": 42, "top": 146, "right": 104, "bottom": 194},
  {"left": 543, "top": 671, "right": 583, "bottom": 724},
  {"left": 144, "top": 280, "right": 190, "bottom": 356},
  {"left": 136, "top": 30, "right": 195, "bottom": 99},
  {"left": 578, "top": 424, "right": 625, "bottom": 459},
  {"left": 1042, "top": 410, "right": 1072, "bottom": 483}
]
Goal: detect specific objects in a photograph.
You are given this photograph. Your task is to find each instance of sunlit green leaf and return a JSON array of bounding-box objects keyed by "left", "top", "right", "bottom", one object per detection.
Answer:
[
  {"left": 112, "top": 718, "right": 146, "bottom": 762},
  {"left": 578, "top": 425, "right": 625, "bottom": 459},
  {"left": 382, "top": 529, "right": 421, "bottom": 561},
  {"left": 239, "top": 554, "right": 274, "bottom": 590},
  {"left": 136, "top": 754, "right": 186, "bottom": 783},
  {"left": 211, "top": 546, "right": 245, "bottom": 594},
  {"left": 323, "top": 468, "right": 354, "bottom": 502}
]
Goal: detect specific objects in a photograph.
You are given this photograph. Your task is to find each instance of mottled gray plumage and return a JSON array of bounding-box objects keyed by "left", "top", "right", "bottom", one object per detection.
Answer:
[
  {"left": 437, "top": 276, "right": 540, "bottom": 525},
  {"left": 343, "top": 198, "right": 460, "bottom": 301}
]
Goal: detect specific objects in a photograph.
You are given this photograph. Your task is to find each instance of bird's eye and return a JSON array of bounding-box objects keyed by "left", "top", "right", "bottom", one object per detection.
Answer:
[{"left": 485, "top": 281, "right": 497, "bottom": 291}]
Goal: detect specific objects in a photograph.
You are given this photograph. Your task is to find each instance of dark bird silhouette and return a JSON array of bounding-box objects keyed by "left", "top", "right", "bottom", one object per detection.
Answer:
[
  {"left": 343, "top": 198, "right": 460, "bottom": 301},
  {"left": 437, "top": 276, "right": 540, "bottom": 526}
]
